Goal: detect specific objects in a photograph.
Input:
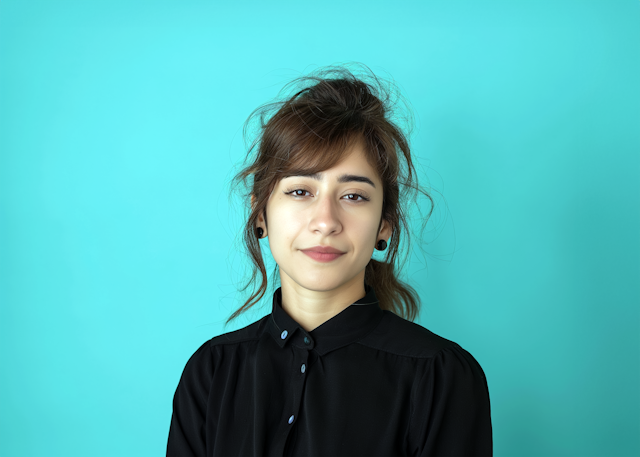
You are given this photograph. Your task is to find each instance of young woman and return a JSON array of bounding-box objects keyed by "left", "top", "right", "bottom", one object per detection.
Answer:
[{"left": 167, "top": 65, "right": 492, "bottom": 456}]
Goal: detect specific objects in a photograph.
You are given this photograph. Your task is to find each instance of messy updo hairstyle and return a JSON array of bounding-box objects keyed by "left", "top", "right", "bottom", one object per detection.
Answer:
[{"left": 226, "top": 63, "right": 433, "bottom": 326}]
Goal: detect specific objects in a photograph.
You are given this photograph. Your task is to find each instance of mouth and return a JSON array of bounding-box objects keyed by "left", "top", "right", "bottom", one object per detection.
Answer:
[{"left": 300, "top": 247, "right": 345, "bottom": 263}]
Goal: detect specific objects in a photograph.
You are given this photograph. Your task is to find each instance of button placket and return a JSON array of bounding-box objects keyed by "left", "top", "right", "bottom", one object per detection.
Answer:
[{"left": 284, "top": 344, "right": 310, "bottom": 430}]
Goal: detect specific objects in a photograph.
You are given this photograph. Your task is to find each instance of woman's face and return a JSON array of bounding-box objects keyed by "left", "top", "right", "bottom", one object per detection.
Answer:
[{"left": 257, "top": 141, "right": 391, "bottom": 293}]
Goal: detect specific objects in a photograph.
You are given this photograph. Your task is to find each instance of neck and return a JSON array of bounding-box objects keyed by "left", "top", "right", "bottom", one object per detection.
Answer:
[{"left": 279, "top": 269, "right": 367, "bottom": 332}]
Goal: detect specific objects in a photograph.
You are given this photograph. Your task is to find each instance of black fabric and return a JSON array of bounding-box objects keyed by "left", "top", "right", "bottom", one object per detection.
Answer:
[{"left": 167, "top": 285, "right": 492, "bottom": 456}]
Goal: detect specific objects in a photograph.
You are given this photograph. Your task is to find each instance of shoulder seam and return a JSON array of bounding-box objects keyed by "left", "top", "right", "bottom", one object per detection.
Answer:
[
  {"left": 208, "top": 334, "right": 262, "bottom": 347},
  {"left": 205, "top": 316, "right": 269, "bottom": 348},
  {"left": 355, "top": 340, "right": 461, "bottom": 360}
]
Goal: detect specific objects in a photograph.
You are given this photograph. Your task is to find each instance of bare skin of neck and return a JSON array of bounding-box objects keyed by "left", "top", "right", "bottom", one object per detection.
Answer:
[{"left": 279, "top": 268, "right": 367, "bottom": 332}]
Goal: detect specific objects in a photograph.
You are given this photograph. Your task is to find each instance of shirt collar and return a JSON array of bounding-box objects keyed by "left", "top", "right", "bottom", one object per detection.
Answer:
[{"left": 266, "top": 284, "right": 384, "bottom": 356}]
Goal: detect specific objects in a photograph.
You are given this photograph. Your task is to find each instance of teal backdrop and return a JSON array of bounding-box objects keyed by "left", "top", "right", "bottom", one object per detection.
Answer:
[{"left": 1, "top": 1, "right": 638, "bottom": 456}]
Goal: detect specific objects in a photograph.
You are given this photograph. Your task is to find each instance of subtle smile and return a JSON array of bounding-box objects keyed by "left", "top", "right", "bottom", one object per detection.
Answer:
[{"left": 300, "top": 246, "right": 346, "bottom": 263}]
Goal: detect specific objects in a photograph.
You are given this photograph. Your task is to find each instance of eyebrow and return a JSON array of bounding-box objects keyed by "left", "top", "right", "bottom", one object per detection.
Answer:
[{"left": 284, "top": 172, "right": 376, "bottom": 189}]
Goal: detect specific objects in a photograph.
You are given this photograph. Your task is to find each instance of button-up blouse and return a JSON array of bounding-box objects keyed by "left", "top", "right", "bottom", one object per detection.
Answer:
[{"left": 167, "top": 285, "right": 492, "bottom": 456}]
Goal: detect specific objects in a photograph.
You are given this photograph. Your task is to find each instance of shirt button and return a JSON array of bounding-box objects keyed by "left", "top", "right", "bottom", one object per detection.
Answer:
[
  {"left": 288, "top": 415, "right": 295, "bottom": 424},
  {"left": 301, "top": 364, "right": 306, "bottom": 373},
  {"left": 281, "top": 330, "right": 288, "bottom": 339},
  {"left": 303, "top": 336, "right": 310, "bottom": 345}
]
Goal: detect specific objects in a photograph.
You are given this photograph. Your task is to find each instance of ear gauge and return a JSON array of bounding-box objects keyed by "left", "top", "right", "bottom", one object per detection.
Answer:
[
  {"left": 376, "top": 239, "right": 387, "bottom": 251},
  {"left": 256, "top": 227, "right": 264, "bottom": 238}
]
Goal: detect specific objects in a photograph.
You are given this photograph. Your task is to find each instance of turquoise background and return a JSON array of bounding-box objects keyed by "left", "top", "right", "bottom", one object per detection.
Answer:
[{"left": 1, "top": 1, "right": 638, "bottom": 456}]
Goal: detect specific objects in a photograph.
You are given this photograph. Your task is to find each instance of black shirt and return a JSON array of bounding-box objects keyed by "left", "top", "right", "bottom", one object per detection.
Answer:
[{"left": 167, "top": 285, "right": 492, "bottom": 456}]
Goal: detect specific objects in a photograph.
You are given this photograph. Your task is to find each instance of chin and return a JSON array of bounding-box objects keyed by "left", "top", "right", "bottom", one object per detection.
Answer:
[
  {"left": 281, "top": 269, "right": 339, "bottom": 291},
  {"left": 297, "top": 278, "right": 343, "bottom": 292},
  {"left": 298, "top": 268, "right": 367, "bottom": 292}
]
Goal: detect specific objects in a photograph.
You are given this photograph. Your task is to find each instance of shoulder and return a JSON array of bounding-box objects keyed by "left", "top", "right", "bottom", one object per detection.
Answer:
[
  {"left": 381, "top": 316, "right": 493, "bottom": 454},
  {"left": 362, "top": 312, "right": 491, "bottom": 399},
  {"left": 179, "top": 315, "right": 270, "bottom": 376},
  {"left": 360, "top": 310, "right": 481, "bottom": 363},
  {"left": 208, "top": 314, "right": 270, "bottom": 347}
]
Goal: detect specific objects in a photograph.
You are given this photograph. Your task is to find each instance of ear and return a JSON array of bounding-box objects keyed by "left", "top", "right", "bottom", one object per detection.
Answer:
[
  {"left": 251, "top": 194, "right": 267, "bottom": 237},
  {"left": 378, "top": 218, "right": 392, "bottom": 242}
]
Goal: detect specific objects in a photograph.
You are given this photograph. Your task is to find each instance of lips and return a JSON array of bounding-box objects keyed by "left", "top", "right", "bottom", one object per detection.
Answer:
[
  {"left": 301, "top": 246, "right": 345, "bottom": 254},
  {"left": 300, "top": 246, "right": 345, "bottom": 263}
]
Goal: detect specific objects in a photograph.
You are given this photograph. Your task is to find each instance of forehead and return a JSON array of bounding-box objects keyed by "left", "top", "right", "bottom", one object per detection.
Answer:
[
  {"left": 331, "top": 143, "right": 375, "bottom": 171},
  {"left": 281, "top": 141, "right": 381, "bottom": 185}
]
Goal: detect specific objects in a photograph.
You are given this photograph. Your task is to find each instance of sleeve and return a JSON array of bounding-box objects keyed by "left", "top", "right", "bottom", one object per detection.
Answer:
[
  {"left": 166, "top": 341, "right": 215, "bottom": 457},
  {"left": 408, "top": 345, "right": 493, "bottom": 457}
]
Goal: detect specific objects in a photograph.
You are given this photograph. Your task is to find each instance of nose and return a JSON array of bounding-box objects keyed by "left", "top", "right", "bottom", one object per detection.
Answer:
[{"left": 308, "top": 193, "right": 343, "bottom": 236}]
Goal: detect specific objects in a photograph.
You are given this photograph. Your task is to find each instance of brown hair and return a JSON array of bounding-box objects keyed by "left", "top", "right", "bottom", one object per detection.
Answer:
[{"left": 226, "top": 64, "right": 433, "bottom": 327}]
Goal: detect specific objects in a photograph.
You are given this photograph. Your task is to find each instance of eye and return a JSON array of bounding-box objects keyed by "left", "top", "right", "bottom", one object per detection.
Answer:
[
  {"left": 284, "top": 188, "right": 312, "bottom": 198},
  {"left": 283, "top": 188, "right": 370, "bottom": 202},
  {"left": 343, "top": 193, "right": 370, "bottom": 202}
]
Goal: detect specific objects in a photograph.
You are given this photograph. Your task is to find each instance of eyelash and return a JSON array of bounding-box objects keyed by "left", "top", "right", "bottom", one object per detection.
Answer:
[{"left": 283, "top": 188, "right": 371, "bottom": 202}]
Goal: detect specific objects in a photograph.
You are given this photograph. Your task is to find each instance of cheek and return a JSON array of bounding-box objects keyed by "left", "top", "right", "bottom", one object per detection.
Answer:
[
  {"left": 347, "top": 213, "right": 380, "bottom": 244},
  {"left": 267, "top": 204, "right": 302, "bottom": 246}
]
